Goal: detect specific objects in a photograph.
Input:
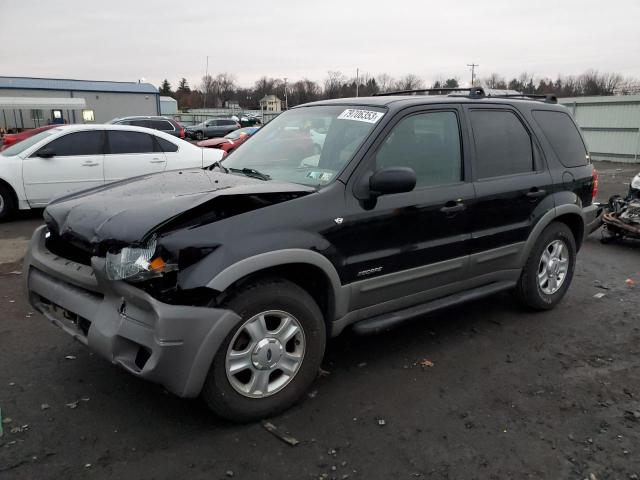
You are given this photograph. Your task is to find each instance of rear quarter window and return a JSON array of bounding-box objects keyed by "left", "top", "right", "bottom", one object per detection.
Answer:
[{"left": 532, "top": 110, "right": 589, "bottom": 167}]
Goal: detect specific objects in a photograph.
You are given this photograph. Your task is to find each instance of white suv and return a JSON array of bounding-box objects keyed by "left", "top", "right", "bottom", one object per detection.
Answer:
[{"left": 0, "top": 124, "right": 223, "bottom": 220}]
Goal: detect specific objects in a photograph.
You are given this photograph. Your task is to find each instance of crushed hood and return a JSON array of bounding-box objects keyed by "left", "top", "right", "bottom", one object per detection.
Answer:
[{"left": 44, "top": 168, "right": 314, "bottom": 247}]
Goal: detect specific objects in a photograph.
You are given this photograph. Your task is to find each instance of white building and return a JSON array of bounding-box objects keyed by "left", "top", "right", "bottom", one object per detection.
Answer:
[
  {"left": 0, "top": 76, "right": 160, "bottom": 130},
  {"left": 259, "top": 95, "right": 282, "bottom": 113}
]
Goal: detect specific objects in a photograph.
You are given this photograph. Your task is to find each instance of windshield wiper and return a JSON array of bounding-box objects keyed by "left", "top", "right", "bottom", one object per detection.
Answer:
[
  {"left": 208, "top": 160, "right": 229, "bottom": 173},
  {"left": 229, "top": 167, "right": 271, "bottom": 181}
]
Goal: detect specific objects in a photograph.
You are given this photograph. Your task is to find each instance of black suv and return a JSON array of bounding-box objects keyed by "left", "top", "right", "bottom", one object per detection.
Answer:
[
  {"left": 24, "top": 87, "right": 598, "bottom": 422},
  {"left": 108, "top": 116, "right": 186, "bottom": 139}
]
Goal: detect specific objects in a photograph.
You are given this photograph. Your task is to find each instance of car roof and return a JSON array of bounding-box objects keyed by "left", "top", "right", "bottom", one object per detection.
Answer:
[
  {"left": 295, "top": 95, "right": 567, "bottom": 112},
  {"left": 48, "top": 123, "right": 186, "bottom": 141},
  {"left": 114, "top": 116, "right": 175, "bottom": 121}
]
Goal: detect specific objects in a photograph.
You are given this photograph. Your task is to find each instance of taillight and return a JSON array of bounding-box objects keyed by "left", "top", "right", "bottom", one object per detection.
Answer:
[
  {"left": 591, "top": 168, "right": 599, "bottom": 200},
  {"left": 179, "top": 127, "right": 185, "bottom": 139}
]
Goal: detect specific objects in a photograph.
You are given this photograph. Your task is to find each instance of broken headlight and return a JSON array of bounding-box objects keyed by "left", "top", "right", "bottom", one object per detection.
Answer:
[{"left": 105, "top": 235, "right": 176, "bottom": 282}]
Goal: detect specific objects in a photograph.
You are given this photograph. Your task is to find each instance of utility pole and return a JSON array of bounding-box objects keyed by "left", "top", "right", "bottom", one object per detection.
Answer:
[
  {"left": 467, "top": 63, "right": 479, "bottom": 86},
  {"left": 203, "top": 55, "right": 209, "bottom": 110},
  {"left": 356, "top": 68, "right": 359, "bottom": 97},
  {"left": 283, "top": 77, "right": 288, "bottom": 110}
]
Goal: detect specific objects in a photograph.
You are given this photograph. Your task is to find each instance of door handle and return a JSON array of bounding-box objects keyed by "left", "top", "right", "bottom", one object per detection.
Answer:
[
  {"left": 526, "top": 188, "right": 546, "bottom": 198},
  {"left": 440, "top": 201, "right": 466, "bottom": 214},
  {"left": 81, "top": 162, "right": 99, "bottom": 167},
  {"left": 150, "top": 158, "right": 165, "bottom": 163}
]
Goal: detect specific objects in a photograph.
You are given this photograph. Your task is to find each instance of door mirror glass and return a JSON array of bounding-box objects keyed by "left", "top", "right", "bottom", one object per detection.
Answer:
[
  {"left": 37, "top": 147, "right": 55, "bottom": 158},
  {"left": 369, "top": 167, "right": 416, "bottom": 196}
]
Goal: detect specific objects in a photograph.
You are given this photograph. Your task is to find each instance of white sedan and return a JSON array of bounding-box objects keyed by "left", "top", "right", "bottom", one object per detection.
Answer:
[{"left": 0, "top": 124, "right": 224, "bottom": 220}]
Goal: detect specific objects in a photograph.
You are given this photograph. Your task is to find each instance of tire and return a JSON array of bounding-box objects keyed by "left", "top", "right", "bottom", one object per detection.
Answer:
[
  {"left": 515, "top": 222, "right": 576, "bottom": 310},
  {"left": 201, "top": 278, "right": 326, "bottom": 422},
  {"left": 0, "top": 183, "right": 16, "bottom": 222},
  {"left": 195, "top": 131, "right": 204, "bottom": 141}
]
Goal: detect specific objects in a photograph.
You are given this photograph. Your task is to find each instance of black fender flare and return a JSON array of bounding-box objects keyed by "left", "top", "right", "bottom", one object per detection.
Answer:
[{"left": 206, "top": 248, "right": 350, "bottom": 320}]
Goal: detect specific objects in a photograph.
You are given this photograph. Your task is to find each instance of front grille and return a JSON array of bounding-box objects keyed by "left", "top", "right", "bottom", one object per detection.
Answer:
[{"left": 45, "top": 232, "right": 93, "bottom": 266}]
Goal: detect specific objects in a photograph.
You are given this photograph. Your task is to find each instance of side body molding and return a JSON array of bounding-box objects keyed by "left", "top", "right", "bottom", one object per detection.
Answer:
[{"left": 206, "top": 249, "right": 351, "bottom": 320}]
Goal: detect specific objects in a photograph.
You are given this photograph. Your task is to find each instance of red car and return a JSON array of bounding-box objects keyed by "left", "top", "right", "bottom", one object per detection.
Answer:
[
  {"left": 1, "top": 125, "right": 59, "bottom": 151},
  {"left": 197, "top": 127, "right": 260, "bottom": 153}
]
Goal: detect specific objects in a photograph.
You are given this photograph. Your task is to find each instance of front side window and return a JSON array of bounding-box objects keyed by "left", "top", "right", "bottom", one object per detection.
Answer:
[
  {"left": 222, "top": 105, "right": 385, "bottom": 187},
  {"left": 470, "top": 110, "right": 534, "bottom": 179},
  {"left": 375, "top": 111, "right": 462, "bottom": 188},
  {"left": 108, "top": 131, "right": 155, "bottom": 154},
  {"left": 36, "top": 130, "right": 104, "bottom": 157}
]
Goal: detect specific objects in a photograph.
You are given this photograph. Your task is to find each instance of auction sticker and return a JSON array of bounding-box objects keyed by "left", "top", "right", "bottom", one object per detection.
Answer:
[{"left": 337, "top": 109, "right": 384, "bottom": 123}]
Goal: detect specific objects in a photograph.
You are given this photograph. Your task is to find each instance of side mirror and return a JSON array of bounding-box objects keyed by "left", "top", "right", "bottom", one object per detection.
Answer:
[
  {"left": 369, "top": 167, "right": 417, "bottom": 197},
  {"left": 36, "top": 147, "right": 55, "bottom": 158}
]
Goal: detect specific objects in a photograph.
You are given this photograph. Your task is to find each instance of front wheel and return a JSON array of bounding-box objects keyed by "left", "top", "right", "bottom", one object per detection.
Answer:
[
  {"left": 195, "top": 131, "right": 204, "bottom": 141},
  {"left": 0, "top": 184, "right": 16, "bottom": 222},
  {"left": 515, "top": 222, "right": 576, "bottom": 310},
  {"left": 201, "top": 278, "right": 326, "bottom": 422}
]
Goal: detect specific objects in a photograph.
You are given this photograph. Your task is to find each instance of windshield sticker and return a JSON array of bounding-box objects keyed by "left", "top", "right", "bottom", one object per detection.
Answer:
[
  {"left": 337, "top": 109, "right": 384, "bottom": 124},
  {"left": 306, "top": 171, "right": 334, "bottom": 183}
]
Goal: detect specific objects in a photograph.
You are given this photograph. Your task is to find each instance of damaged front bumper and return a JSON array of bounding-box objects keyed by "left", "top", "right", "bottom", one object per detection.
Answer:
[{"left": 24, "top": 225, "right": 240, "bottom": 398}]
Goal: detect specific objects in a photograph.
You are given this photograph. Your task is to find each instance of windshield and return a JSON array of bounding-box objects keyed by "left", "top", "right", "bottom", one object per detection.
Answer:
[
  {"left": 1, "top": 129, "right": 59, "bottom": 156},
  {"left": 222, "top": 105, "right": 385, "bottom": 186}
]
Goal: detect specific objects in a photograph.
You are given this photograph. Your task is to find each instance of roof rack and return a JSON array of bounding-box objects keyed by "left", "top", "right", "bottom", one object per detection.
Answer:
[
  {"left": 374, "top": 87, "right": 486, "bottom": 98},
  {"left": 373, "top": 87, "right": 558, "bottom": 104},
  {"left": 486, "top": 93, "right": 558, "bottom": 104}
]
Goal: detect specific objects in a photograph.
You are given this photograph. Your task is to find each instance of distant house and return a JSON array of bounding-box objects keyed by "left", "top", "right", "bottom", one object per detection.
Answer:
[
  {"left": 259, "top": 95, "right": 282, "bottom": 112},
  {"left": 224, "top": 100, "right": 240, "bottom": 109}
]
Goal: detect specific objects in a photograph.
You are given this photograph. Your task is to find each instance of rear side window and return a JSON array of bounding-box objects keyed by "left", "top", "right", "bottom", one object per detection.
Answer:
[
  {"left": 470, "top": 110, "right": 534, "bottom": 179},
  {"left": 156, "top": 136, "right": 178, "bottom": 152},
  {"left": 221, "top": 120, "right": 235, "bottom": 126},
  {"left": 532, "top": 110, "right": 589, "bottom": 167},
  {"left": 39, "top": 131, "right": 104, "bottom": 156},
  {"left": 149, "top": 119, "right": 174, "bottom": 131},
  {"left": 129, "top": 119, "right": 149, "bottom": 128},
  {"left": 108, "top": 131, "right": 156, "bottom": 154}
]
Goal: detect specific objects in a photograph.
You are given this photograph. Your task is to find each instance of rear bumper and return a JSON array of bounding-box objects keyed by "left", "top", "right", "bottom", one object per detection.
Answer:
[
  {"left": 24, "top": 225, "right": 240, "bottom": 397},
  {"left": 583, "top": 203, "right": 604, "bottom": 235}
]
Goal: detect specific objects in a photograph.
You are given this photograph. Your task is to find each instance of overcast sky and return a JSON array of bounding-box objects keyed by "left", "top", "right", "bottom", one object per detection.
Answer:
[{"left": 1, "top": 0, "right": 639, "bottom": 89}]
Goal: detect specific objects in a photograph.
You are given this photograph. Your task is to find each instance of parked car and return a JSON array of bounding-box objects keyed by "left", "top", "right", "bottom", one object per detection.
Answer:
[
  {"left": 197, "top": 126, "right": 260, "bottom": 153},
  {"left": 0, "top": 124, "right": 223, "bottom": 219},
  {"left": 240, "top": 115, "right": 262, "bottom": 127},
  {"left": 24, "top": 88, "right": 598, "bottom": 422},
  {"left": 186, "top": 118, "right": 240, "bottom": 140},
  {"left": 108, "top": 116, "right": 186, "bottom": 139},
  {"left": 0, "top": 125, "right": 59, "bottom": 151}
]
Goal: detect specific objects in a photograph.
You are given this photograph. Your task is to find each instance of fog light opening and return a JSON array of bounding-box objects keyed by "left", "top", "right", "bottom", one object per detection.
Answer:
[{"left": 135, "top": 346, "right": 152, "bottom": 370}]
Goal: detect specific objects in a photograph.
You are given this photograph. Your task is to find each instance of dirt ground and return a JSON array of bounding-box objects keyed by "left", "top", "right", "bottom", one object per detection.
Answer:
[{"left": 1, "top": 162, "right": 639, "bottom": 480}]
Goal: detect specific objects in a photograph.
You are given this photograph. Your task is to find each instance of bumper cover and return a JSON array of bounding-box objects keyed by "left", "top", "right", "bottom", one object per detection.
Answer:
[
  {"left": 583, "top": 203, "right": 604, "bottom": 236},
  {"left": 24, "top": 225, "right": 240, "bottom": 397}
]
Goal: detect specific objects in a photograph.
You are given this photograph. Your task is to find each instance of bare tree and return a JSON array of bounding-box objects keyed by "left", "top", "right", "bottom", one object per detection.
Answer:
[
  {"left": 376, "top": 73, "right": 396, "bottom": 93},
  {"left": 393, "top": 74, "right": 424, "bottom": 91},
  {"left": 324, "top": 71, "right": 347, "bottom": 99},
  {"left": 483, "top": 73, "right": 507, "bottom": 89}
]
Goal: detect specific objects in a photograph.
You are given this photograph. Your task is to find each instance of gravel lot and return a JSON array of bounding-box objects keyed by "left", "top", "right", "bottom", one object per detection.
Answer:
[{"left": 1, "top": 162, "right": 638, "bottom": 480}]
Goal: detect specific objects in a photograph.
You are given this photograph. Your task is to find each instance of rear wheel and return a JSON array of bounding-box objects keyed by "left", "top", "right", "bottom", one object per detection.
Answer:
[
  {"left": 0, "top": 184, "right": 17, "bottom": 222},
  {"left": 515, "top": 222, "right": 576, "bottom": 310},
  {"left": 201, "top": 278, "right": 326, "bottom": 422}
]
